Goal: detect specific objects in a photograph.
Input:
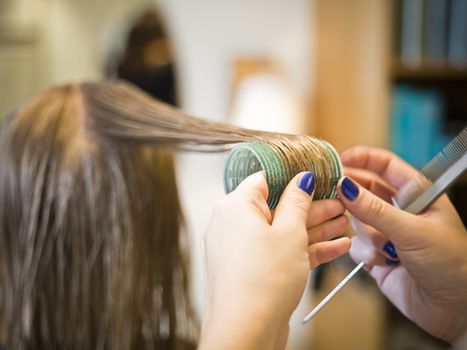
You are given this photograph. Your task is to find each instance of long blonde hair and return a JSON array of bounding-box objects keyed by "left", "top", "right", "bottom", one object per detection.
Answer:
[{"left": 0, "top": 83, "right": 199, "bottom": 349}]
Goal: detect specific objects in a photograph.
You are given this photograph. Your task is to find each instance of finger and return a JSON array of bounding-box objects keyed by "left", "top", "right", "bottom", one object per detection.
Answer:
[
  {"left": 231, "top": 171, "right": 269, "bottom": 201},
  {"left": 338, "top": 176, "right": 420, "bottom": 244},
  {"left": 308, "top": 215, "right": 349, "bottom": 244},
  {"left": 351, "top": 217, "right": 399, "bottom": 260},
  {"left": 348, "top": 236, "right": 390, "bottom": 267},
  {"left": 306, "top": 199, "right": 345, "bottom": 228},
  {"left": 344, "top": 166, "right": 396, "bottom": 202},
  {"left": 273, "top": 172, "right": 315, "bottom": 229},
  {"left": 340, "top": 146, "right": 419, "bottom": 190},
  {"left": 229, "top": 171, "right": 272, "bottom": 222},
  {"left": 368, "top": 264, "right": 408, "bottom": 300},
  {"left": 308, "top": 237, "right": 351, "bottom": 268}
]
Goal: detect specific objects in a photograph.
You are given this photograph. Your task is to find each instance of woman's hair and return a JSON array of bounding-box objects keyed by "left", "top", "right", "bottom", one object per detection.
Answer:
[
  {"left": 0, "top": 80, "right": 340, "bottom": 349},
  {"left": 0, "top": 83, "right": 202, "bottom": 349}
]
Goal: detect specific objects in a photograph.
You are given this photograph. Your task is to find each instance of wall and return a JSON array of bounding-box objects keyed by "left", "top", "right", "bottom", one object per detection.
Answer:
[
  {"left": 0, "top": 0, "right": 152, "bottom": 117},
  {"left": 0, "top": 0, "right": 313, "bottom": 123},
  {"left": 160, "top": 0, "right": 312, "bottom": 122},
  {"left": 44, "top": 0, "right": 153, "bottom": 84},
  {"left": 0, "top": 0, "right": 47, "bottom": 117}
]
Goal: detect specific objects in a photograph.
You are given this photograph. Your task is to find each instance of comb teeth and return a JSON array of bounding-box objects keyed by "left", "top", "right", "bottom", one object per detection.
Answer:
[
  {"left": 421, "top": 127, "right": 467, "bottom": 182},
  {"left": 393, "top": 127, "right": 467, "bottom": 211}
]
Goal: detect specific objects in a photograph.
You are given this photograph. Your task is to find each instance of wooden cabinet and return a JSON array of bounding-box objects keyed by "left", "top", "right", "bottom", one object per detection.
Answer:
[
  {"left": 311, "top": 2, "right": 465, "bottom": 349},
  {"left": 312, "top": 0, "right": 392, "bottom": 152}
]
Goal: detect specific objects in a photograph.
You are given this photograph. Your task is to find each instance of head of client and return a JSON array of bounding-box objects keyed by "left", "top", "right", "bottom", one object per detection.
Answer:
[{"left": 0, "top": 82, "right": 198, "bottom": 349}]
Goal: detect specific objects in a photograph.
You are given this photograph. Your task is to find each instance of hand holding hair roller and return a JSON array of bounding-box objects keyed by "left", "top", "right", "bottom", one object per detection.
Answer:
[{"left": 224, "top": 138, "right": 343, "bottom": 208}]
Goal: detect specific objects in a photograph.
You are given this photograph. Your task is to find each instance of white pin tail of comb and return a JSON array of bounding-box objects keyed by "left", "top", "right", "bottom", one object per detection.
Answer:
[{"left": 303, "top": 127, "right": 467, "bottom": 324}]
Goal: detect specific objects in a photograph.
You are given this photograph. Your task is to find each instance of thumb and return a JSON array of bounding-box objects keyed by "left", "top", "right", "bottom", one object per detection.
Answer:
[
  {"left": 230, "top": 171, "right": 269, "bottom": 201},
  {"left": 273, "top": 172, "right": 315, "bottom": 228},
  {"left": 338, "top": 176, "right": 418, "bottom": 243}
]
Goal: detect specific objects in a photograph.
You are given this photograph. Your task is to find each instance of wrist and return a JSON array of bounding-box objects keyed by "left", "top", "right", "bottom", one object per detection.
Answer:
[{"left": 199, "top": 295, "right": 290, "bottom": 350}]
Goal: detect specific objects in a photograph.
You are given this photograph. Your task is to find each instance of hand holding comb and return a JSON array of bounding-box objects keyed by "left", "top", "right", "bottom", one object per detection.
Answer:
[{"left": 303, "top": 127, "right": 467, "bottom": 323}]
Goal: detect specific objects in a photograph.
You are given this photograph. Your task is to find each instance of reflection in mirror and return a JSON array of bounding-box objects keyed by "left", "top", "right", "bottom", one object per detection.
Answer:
[{"left": 106, "top": 8, "right": 178, "bottom": 106}]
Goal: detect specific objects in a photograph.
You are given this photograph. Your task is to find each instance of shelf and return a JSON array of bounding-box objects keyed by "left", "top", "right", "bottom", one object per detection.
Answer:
[{"left": 391, "top": 61, "right": 467, "bottom": 81}]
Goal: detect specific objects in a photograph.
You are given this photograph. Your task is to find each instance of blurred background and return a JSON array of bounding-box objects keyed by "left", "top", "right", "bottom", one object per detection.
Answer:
[{"left": 0, "top": 0, "right": 466, "bottom": 349}]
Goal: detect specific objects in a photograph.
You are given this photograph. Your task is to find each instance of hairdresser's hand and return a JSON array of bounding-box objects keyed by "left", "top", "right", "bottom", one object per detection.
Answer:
[
  {"left": 199, "top": 172, "right": 350, "bottom": 350},
  {"left": 338, "top": 146, "right": 467, "bottom": 343}
]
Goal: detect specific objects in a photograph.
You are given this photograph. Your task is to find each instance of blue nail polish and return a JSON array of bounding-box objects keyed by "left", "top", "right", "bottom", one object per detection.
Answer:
[
  {"left": 383, "top": 241, "right": 398, "bottom": 259},
  {"left": 298, "top": 172, "right": 315, "bottom": 196},
  {"left": 340, "top": 177, "right": 359, "bottom": 201},
  {"left": 385, "top": 258, "right": 399, "bottom": 266}
]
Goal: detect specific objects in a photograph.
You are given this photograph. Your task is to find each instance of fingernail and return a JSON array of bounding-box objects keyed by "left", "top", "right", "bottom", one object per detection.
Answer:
[
  {"left": 383, "top": 241, "right": 398, "bottom": 259},
  {"left": 385, "top": 258, "right": 399, "bottom": 266},
  {"left": 340, "top": 177, "right": 359, "bottom": 201},
  {"left": 298, "top": 172, "right": 315, "bottom": 196}
]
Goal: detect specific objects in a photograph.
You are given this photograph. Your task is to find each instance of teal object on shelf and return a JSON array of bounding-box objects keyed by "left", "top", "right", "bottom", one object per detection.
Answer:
[{"left": 391, "top": 86, "right": 446, "bottom": 169}]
